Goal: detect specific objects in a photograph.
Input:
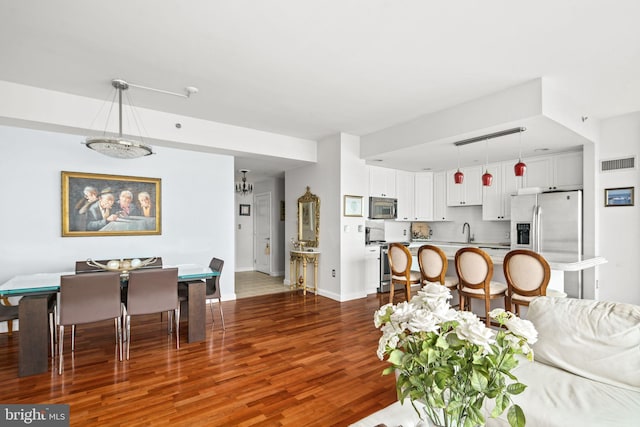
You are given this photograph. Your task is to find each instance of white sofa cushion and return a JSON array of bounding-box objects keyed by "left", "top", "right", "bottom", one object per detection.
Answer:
[{"left": 526, "top": 297, "right": 640, "bottom": 391}]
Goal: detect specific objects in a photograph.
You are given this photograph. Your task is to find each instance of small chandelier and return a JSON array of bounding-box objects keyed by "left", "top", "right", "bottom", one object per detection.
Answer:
[
  {"left": 84, "top": 79, "right": 154, "bottom": 159},
  {"left": 236, "top": 169, "right": 253, "bottom": 195}
]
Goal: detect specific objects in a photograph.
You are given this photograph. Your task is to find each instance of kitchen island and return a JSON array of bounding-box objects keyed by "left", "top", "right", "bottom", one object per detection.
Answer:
[{"left": 408, "top": 241, "right": 607, "bottom": 298}]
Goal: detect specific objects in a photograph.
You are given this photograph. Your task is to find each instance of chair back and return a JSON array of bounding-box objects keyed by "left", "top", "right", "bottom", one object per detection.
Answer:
[
  {"left": 206, "top": 258, "right": 224, "bottom": 298},
  {"left": 387, "top": 243, "right": 412, "bottom": 279},
  {"left": 59, "top": 272, "right": 122, "bottom": 326},
  {"left": 126, "top": 268, "right": 178, "bottom": 316},
  {"left": 417, "top": 245, "right": 447, "bottom": 285},
  {"left": 503, "top": 250, "right": 550, "bottom": 297},
  {"left": 455, "top": 247, "right": 493, "bottom": 291}
]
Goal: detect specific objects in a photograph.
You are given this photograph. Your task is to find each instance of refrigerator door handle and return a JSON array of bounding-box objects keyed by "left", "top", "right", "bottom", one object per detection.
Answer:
[{"left": 535, "top": 205, "right": 542, "bottom": 252}]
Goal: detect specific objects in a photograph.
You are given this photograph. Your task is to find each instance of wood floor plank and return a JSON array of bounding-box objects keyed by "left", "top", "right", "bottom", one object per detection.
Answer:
[{"left": 0, "top": 290, "right": 398, "bottom": 426}]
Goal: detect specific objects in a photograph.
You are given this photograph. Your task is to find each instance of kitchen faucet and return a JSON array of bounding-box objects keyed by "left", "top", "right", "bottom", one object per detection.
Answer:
[{"left": 462, "top": 222, "right": 472, "bottom": 244}]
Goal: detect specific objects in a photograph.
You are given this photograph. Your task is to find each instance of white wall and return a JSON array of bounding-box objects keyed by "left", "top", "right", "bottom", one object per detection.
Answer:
[
  {"left": 0, "top": 125, "right": 236, "bottom": 309},
  {"left": 598, "top": 112, "right": 640, "bottom": 305}
]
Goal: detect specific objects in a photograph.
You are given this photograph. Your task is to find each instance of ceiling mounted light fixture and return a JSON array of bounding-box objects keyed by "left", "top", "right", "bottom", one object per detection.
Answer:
[
  {"left": 452, "top": 127, "right": 526, "bottom": 147},
  {"left": 454, "top": 145, "right": 464, "bottom": 184},
  {"left": 236, "top": 169, "right": 253, "bottom": 196},
  {"left": 514, "top": 128, "right": 527, "bottom": 177},
  {"left": 84, "top": 78, "right": 198, "bottom": 159},
  {"left": 482, "top": 139, "right": 493, "bottom": 186}
]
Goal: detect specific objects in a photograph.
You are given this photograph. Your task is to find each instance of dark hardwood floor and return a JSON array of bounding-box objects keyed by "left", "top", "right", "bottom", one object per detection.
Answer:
[{"left": 0, "top": 291, "right": 397, "bottom": 426}]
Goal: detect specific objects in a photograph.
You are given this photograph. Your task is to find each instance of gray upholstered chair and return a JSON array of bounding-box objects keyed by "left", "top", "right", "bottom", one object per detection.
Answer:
[
  {"left": 58, "top": 272, "right": 123, "bottom": 374},
  {"left": 124, "top": 268, "right": 180, "bottom": 360},
  {"left": 503, "top": 249, "right": 551, "bottom": 315},
  {"left": 417, "top": 245, "right": 459, "bottom": 291},
  {"left": 387, "top": 243, "right": 421, "bottom": 304},
  {"left": 179, "top": 257, "right": 225, "bottom": 330},
  {"left": 455, "top": 247, "right": 508, "bottom": 326}
]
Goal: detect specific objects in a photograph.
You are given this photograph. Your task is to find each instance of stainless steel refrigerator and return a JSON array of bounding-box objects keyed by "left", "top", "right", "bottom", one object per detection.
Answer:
[{"left": 510, "top": 191, "right": 583, "bottom": 296}]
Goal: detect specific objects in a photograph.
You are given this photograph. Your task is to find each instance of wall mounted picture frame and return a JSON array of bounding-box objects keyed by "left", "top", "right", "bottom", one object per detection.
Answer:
[
  {"left": 62, "top": 171, "right": 161, "bottom": 237},
  {"left": 604, "top": 187, "right": 634, "bottom": 207},
  {"left": 239, "top": 204, "right": 251, "bottom": 216},
  {"left": 343, "top": 195, "right": 363, "bottom": 217}
]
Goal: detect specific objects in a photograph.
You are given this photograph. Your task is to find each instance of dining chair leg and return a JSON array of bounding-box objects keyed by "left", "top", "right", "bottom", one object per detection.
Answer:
[
  {"left": 174, "top": 307, "right": 180, "bottom": 350},
  {"left": 484, "top": 298, "right": 491, "bottom": 326},
  {"left": 49, "top": 311, "right": 55, "bottom": 358},
  {"left": 218, "top": 298, "right": 225, "bottom": 330},
  {"left": 71, "top": 324, "right": 76, "bottom": 352},
  {"left": 389, "top": 283, "right": 395, "bottom": 304},
  {"left": 58, "top": 325, "right": 64, "bottom": 375},
  {"left": 125, "top": 315, "right": 131, "bottom": 361}
]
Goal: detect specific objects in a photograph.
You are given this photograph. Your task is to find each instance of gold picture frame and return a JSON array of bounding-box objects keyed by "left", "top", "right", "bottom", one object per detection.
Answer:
[
  {"left": 604, "top": 187, "right": 634, "bottom": 207},
  {"left": 62, "top": 171, "right": 161, "bottom": 237},
  {"left": 344, "top": 195, "right": 363, "bottom": 217}
]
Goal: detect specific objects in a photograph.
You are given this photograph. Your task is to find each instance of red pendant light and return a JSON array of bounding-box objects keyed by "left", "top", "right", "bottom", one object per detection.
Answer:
[
  {"left": 514, "top": 129, "right": 526, "bottom": 177},
  {"left": 482, "top": 169, "right": 493, "bottom": 186},
  {"left": 482, "top": 139, "right": 492, "bottom": 186},
  {"left": 454, "top": 169, "right": 464, "bottom": 184},
  {"left": 454, "top": 145, "right": 464, "bottom": 184}
]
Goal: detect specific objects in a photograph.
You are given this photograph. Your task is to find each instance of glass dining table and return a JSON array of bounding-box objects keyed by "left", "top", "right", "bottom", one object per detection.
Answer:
[{"left": 0, "top": 264, "right": 219, "bottom": 377}]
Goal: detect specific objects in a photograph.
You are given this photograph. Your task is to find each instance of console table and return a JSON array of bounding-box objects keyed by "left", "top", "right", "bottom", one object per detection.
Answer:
[{"left": 290, "top": 250, "right": 320, "bottom": 295}]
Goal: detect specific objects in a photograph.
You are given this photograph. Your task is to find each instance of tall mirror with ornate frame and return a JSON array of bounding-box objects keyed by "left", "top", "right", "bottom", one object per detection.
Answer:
[{"left": 297, "top": 186, "right": 320, "bottom": 248}]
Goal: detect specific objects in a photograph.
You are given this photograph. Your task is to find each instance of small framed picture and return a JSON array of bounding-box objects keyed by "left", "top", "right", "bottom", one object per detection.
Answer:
[
  {"left": 239, "top": 204, "right": 251, "bottom": 216},
  {"left": 604, "top": 187, "right": 634, "bottom": 207},
  {"left": 343, "top": 195, "right": 363, "bottom": 217}
]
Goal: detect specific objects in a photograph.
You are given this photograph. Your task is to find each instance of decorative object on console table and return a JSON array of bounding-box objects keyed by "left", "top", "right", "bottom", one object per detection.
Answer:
[
  {"left": 239, "top": 204, "right": 251, "bottom": 216},
  {"left": 61, "top": 171, "right": 161, "bottom": 237},
  {"left": 343, "top": 194, "right": 363, "bottom": 217},
  {"left": 374, "top": 283, "right": 537, "bottom": 427},
  {"left": 604, "top": 187, "right": 634, "bottom": 207}
]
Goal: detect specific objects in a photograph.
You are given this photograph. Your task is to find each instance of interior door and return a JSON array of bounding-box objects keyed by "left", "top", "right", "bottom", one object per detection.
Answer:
[{"left": 254, "top": 192, "right": 271, "bottom": 274}]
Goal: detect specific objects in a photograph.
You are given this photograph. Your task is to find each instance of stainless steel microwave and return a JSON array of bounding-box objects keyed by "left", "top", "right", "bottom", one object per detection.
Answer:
[{"left": 369, "top": 196, "right": 397, "bottom": 219}]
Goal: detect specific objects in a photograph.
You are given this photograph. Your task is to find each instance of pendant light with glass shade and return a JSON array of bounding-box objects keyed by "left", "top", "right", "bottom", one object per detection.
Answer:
[
  {"left": 514, "top": 128, "right": 527, "bottom": 177},
  {"left": 482, "top": 139, "right": 493, "bottom": 186},
  {"left": 454, "top": 145, "right": 464, "bottom": 184}
]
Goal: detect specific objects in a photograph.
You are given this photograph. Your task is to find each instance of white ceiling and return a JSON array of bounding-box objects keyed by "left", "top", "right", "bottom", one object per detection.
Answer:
[{"left": 1, "top": 1, "right": 639, "bottom": 180}]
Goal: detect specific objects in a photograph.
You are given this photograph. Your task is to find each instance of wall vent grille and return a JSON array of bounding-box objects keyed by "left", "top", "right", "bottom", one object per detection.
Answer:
[{"left": 601, "top": 156, "right": 635, "bottom": 172}]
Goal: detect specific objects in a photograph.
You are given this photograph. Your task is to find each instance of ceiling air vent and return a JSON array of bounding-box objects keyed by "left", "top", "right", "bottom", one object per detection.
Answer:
[{"left": 600, "top": 156, "right": 636, "bottom": 172}]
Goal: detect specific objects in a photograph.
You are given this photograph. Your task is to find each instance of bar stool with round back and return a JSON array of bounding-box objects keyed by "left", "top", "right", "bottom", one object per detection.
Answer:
[
  {"left": 503, "top": 249, "right": 552, "bottom": 316},
  {"left": 455, "top": 247, "right": 508, "bottom": 326},
  {"left": 387, "top": 243, "right": 421, "bottom": 304}
]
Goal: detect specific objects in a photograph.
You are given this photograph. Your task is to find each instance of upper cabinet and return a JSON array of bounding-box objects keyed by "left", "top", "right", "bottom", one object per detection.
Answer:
[
  {"left": 414, "top": 172, "right": 434, "bottom": 220},
  {"left": 395, "top": 170, "right": 415, "bottom": 220},
  {"left": 524, "top": 151, "right": 583, "bottom": 191},
  {"left": 369, "top": 166, "right": 396, "bottom": 198},
  {"left": 482, "top": 161, "right": 519, "bottom": 221},
  {"left": 446, "top": 166, "right": 483, "bottom": 206},
  {"left": 433, "top": 171, "right": 451, "bottom": 221}
]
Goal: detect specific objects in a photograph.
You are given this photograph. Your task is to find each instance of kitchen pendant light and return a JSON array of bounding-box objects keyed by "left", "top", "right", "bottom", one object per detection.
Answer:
[
  {"left": 514, "top": 128, "right": 527, "bottom": 177},
  {"left": 482, "top": 139, "right": 493, "bottom": 186},
  {"left": 454, "top": 146, "right": 464, "bottom": 184}
]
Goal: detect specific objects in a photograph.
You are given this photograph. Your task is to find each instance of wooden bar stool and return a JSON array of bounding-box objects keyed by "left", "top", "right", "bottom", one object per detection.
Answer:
[{"left": 387, "top": 243, "right": 421, "bottom": 304}]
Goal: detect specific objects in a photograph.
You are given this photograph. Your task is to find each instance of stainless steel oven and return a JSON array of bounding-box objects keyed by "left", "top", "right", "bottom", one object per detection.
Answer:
[{"left": 378, "top": 241, "right": 409, "bottom": 293}]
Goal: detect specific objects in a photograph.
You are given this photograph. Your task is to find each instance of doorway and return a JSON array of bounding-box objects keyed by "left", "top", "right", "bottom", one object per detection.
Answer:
[{"left": 254, "top": 192, "right": 271, "bottom": 274}]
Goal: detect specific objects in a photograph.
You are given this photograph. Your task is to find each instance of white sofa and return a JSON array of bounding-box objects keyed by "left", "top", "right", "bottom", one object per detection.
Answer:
[{"left": 352, "top": 297, "right": 640, "bottom": 427}]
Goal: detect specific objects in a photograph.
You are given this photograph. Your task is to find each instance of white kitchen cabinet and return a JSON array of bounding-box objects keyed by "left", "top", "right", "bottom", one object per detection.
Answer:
[
  {"left": 524, "top": 151, "right": 583, "bottom": 191},
  {"left": 414, "top": 172, "right": 434, "bottom": 220},
  {"left": 365, "top": 245, "right": 380, "bottom": 293},
  {"left": 395, "top": 170, "right": 415, "bottom": 220},
  {"left": 482, "top": 161, "right": 519, "bottom": 221},
  {"left": 432, "top": 171, "right": 451, "bottom": 221},
  {"left": 369, "top": 166, "right": 396, "bottom": 197},
  {"left": 446, "top": 165, "right": 483, "bottom": 206}
]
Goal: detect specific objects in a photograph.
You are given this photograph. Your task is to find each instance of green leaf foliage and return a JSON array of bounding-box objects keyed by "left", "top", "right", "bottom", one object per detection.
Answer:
[{"left": 507, "top": 404, "right": 526, "bottom": 427}]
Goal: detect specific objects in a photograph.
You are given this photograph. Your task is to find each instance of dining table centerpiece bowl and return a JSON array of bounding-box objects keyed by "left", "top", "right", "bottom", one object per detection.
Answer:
[
  {"left": 374, "top": 283, "right": 538, "bottom": 427},
  {"left": 86, "top": 257, "right": 157, "bottom": 274}
]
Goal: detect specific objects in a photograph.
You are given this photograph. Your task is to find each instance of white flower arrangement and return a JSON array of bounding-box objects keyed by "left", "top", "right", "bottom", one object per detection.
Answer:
[{"left": 374, "top": 283, "right": 538, "bottom": 427}]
